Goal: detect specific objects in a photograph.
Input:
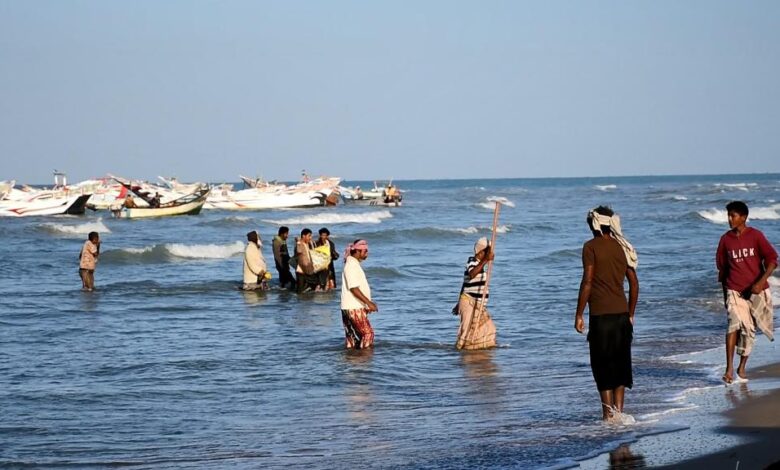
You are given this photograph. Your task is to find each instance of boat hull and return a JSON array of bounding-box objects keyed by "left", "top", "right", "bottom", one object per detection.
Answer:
[{"left": 113, "top": 192, "right": 208, "bottom": 218}]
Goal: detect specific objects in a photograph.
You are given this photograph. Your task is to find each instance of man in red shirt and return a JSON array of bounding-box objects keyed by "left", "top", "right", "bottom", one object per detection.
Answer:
[{"left": 716, "top": 201, "right": 777, "bottom": 384}]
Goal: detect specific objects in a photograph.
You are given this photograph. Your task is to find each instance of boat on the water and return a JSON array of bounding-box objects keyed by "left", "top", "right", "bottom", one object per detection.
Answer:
[
  {"left": 341, "top": 180, "right": 403, "bottom": 206},
  {"left": 111, "top": 187, "right": 210, "bottom": 218},
  {"left": 204, "top": 176, "right": 342, "bottom": 210},
  {"left": 0, "top": 191, "right": 92, "bottom": 217},
  {"left": 0, "top": 172, "right": 93, "bottom": 217},
  {"left": 110, "top": 176, "right": 210, "bottom": 218}
]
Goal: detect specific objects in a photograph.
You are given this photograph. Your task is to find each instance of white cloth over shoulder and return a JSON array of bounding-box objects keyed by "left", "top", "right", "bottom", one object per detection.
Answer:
[{"left": 589, "top": 210, "right": 638, "bottom": 269}]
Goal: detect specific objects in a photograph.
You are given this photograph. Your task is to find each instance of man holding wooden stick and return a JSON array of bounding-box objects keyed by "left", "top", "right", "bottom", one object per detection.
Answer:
[{"left": 455, "top": 236, "right": 498, "bottom": 350}]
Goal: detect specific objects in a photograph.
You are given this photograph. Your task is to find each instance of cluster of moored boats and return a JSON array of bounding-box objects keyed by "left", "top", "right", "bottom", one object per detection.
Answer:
[{"left": 0, "top": 172, "right": 404, "bottom": 218}]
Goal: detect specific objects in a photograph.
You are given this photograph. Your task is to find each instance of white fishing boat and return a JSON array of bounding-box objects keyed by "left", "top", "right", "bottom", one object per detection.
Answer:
[
  {"left": 111, "top": 187, "right": 210, "bottom": 219},
  {"left": 204, "top": 176, "right": 342, "bottom": 210},
  {"left": 0, "top": 191, "right": 92, "bottom": 217}
]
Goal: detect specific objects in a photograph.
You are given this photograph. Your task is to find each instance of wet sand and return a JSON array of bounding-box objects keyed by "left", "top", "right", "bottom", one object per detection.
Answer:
[{"left": 655, "top": 362, "right": 780, "bottom": 469}]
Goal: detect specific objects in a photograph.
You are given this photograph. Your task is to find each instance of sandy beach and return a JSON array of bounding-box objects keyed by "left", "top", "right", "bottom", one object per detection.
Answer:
[{"left": 659, "top": 362, "right": 780, "bottom": 469}]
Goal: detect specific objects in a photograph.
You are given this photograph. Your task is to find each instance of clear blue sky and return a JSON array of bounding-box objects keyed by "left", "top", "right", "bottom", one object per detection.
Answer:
[{"left": 1, "top": 1, "right": 778, "bottom": 184}]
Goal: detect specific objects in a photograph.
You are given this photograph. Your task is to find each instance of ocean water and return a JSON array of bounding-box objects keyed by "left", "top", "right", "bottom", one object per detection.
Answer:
[{"left": 1, "top": 174, "right": 779, "bottom": 469}]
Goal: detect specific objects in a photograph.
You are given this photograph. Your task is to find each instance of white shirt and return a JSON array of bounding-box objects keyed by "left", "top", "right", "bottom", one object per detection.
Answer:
[{"left": 341, "top": 256, "right": 371, "bottom": 310}]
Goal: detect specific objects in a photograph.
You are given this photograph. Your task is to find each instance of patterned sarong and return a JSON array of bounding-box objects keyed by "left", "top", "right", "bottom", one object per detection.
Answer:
[
  {"left": 726, "top": 288, "right": 774, "bottom": 356},
  {"left": 455, "top": 294, "right": 497, "bottom": 350},
  {"left": 342, "top": 308, "right": 374, "bottom": 349}
]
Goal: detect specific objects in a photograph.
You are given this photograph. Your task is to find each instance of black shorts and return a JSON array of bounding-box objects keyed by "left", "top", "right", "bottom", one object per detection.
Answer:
[
  {"left": 587, "top": 313, "right": 633, "bottom": 391},
  {"left": 79, "top": 268, "right": 94, "bottom": 273}
]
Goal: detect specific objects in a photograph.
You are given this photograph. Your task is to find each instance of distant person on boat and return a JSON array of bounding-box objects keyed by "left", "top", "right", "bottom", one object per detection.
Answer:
[
  {"left": 315, "top": 227, "right": 339, "bottom": 290},
  {"left": 355, "top": 186, "right": 364, "bottom": 200},
  {"left": 272, "top": 226, "right": 295, "bottom": 289},
  {"left": 384, "top": 184, "right": 400, "bottom": 204},
  {"left": 716, "top": 200, "right": 777, "bottom": 385},
  {"left": 243, "top": 231, "right": 268, "bottom": 291},
  {"left": 574, "top": 206, "right": 639, "bottom": 423},
  {"left": 341, "top": 239, "right": 378, "bottom": 349},
  {"left": 454, "top": 237, "right": 497, "bottom": 350},
  {"left": 79, "top": 231, "right": 100, "bottom": 292},
  {"left": 150, "top": 192, "right": 162, "bottom": 208},
  {"left": 123, "top": 195, "right": 136, "bottom": 208},
  {"left": 294, "top": 228, "right": 327, "bottom": 293}
]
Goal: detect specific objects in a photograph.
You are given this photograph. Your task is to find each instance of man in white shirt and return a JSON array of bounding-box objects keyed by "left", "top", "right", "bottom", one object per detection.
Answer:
[{"left": 340, "top": 239, "right": 378, "bottom": 349}]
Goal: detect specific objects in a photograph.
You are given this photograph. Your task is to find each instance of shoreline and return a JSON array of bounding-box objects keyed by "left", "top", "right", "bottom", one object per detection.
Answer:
[
  {"left": 655, "top": 362, "right": 780, "bottom": 469},
  {"left": 576, "top": 360, "right": 780, "bottom": 469}
]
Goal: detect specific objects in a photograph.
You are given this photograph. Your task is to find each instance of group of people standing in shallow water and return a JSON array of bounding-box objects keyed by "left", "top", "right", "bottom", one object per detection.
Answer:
[{"left": 78, "top": 199, "right": 777, "bottom": 422}]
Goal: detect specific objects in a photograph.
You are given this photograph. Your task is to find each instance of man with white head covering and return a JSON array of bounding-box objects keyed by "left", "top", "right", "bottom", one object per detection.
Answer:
[
  {"left": 454, "top": 237, "right": 497, "bottom": 350},
  {"left": 574, "top": 206, "right": 639, "bottom": 423},
  {"left": 243, "top": 230, "right": 268, "bottom": 291}
]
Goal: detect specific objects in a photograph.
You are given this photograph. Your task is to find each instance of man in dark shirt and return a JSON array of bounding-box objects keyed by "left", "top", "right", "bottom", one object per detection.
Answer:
[
  {"left": 575, "top": 206, "right": 639, "bottom": 422},
  {"left": 272, "top": 226, "right": 295, "bottom": 289}
]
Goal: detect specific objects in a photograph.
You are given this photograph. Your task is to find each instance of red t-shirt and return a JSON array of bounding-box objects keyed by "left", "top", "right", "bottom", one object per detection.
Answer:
[{"left": 716, "top": 227, "right": 778, "bottom": 292}]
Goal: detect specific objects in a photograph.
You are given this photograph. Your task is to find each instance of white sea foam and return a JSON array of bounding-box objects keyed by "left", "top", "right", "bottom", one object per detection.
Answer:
[
  {"left": 41, "top": 219, "right": 111, "bottom": 236},
  {"left": 263, "top": 210, "right": 393, "bottom": 226},
  {"left": 166, "top": 241, "right": 244, "bottom": 259},
  {"left": 769, "top": 275, "right": 780, "bottom": 305},
  {"left": 672, "top": 195, "right": 688, "bottom": 201},
  {"left": 715, "top": 183, "right": 757, "bottom": 191},
  {"left": 698, "top": 204, "right": 780, "bottom": 224},
  {"left": 124, "top": 246, "right": 153, "bottom": 254},
  {"left": 478, "top": 197, "right": 516, "bottom": 209},
  {"left": 696, "top": 209, "right": 727, "bottom": 224},
  {"left": 455, "top": 225, "right": 510, "bottom": 234},
  {"left": 595, "top": 184, "right": 617, "bottom": 191},
  {"left": 486, "top": 196, "right": 516, "bottom": 207}
]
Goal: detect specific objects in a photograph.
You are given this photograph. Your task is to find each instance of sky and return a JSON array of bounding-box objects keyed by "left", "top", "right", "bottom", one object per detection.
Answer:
[{"left": 1, "top": 1, "right": 778, "bottom": 184}]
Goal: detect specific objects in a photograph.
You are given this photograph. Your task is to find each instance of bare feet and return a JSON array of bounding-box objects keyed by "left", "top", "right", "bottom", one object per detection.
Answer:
[{"left": 722, "top": 370, "right": 734, "bottom": 384}]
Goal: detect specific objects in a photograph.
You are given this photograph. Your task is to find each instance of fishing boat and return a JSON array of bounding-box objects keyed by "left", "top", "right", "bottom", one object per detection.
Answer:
[
  {"left": 341, "top": 180, "right": 403, "bottom": 206},
  {"left": 110, "top": 176, "right": 210, "bottom": 218},
  {"left": 0, "top": 172, "right": 93, "bottom": 217},
  {"left": 0, "top": 191, "right": 92, "bottom": 217},
  {"left": 204, "top": 176, "right": 342, "bottom": 210},
  {"left": 111, "top": 186, "right": 210, "bottom": 218}
]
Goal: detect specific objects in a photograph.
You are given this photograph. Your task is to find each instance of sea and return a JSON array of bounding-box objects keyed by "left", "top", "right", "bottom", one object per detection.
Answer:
[{"left": 1, "top": 174, "right": 779, "bottom": 469}]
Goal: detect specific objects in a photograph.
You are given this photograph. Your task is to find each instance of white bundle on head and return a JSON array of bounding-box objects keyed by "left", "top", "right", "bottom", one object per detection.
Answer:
[{"left": 589, "top": 210, "right": 638, "bottom": 269}]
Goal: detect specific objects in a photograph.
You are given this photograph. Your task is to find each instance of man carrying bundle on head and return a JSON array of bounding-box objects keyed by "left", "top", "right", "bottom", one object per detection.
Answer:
[
  {"left": 340, "top": 239, "right": 378, "bottom": 349},
  {"left": 454, "top": 237, "right": 497, "bottom": 350},
  {"left": 243, "top": 231, "right": 269, "bottom": 291},
  {"left": 574, "top": 206, "right": 639, "bottom": 423}
]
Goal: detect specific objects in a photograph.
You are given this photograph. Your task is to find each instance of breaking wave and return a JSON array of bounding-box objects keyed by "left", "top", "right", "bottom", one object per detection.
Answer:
[
  {"left": 477, "top": 197, "right": 517, "bottom": 210},
  {"left": 39, "top": 219, "right": 111, "bottom": 236},
  {"left": 595, "top": 184, "right": 617, "bottom": 191},
  {"left": 262, "top": 210, "right": 393, "bottom": 226},
  {"left": 697, "top": 204, "right": 780, "bottom": 224},
  {"left": 714, "top": 183, "right": 757, "bottom": 192},
  {"left": 101, "top": 241, "right": 244, "bottom": 265}
]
